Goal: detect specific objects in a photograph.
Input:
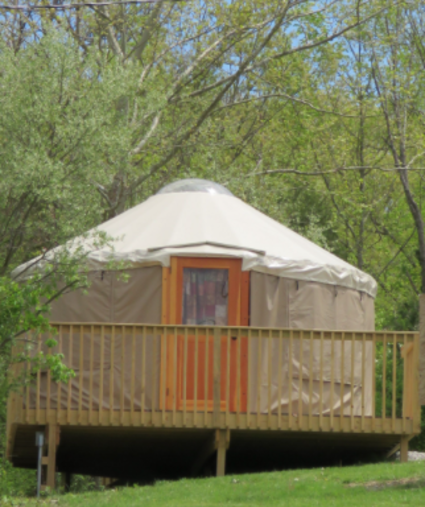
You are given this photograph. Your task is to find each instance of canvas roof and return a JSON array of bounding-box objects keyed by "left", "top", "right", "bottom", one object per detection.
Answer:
[{"left": 14, "top": 180, "right": 377, "bottom": 297}]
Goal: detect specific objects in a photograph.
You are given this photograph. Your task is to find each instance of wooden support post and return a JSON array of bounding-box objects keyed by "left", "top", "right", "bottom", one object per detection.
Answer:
[
  {"left": 419, "top": 294, "right": 425, "bottom": 405},
  {"left": 400, "top": 435, "right": 409, "bottom": 463},
  {"left": 191, "top": 433, "right": 217, "bottom": 476},
  {"left": 62, "top": 472, "right": 72, "bottom": 492},
  {"left": 45, "top": 424, "right": 59, "bottom": 490},
  {"left": 215, "top": 429, "right": 230, "bottom": 477},
  {"left": 191, "top": 429, "right": 231, "bottom": 477}
]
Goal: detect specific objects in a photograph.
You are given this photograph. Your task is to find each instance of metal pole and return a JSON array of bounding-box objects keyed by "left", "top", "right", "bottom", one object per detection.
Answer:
[{"left": 35, "top": 431, "right": 44, "bottom": 498}]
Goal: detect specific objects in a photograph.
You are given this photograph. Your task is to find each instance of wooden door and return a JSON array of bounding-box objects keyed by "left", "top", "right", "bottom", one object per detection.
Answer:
[{"left": 163, "top": 257, "right": 249, "bottom": 412}]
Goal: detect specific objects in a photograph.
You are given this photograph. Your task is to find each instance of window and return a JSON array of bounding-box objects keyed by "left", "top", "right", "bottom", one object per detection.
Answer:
[{"left": 182, "top": 268, "right": 229, "bottom": 325}]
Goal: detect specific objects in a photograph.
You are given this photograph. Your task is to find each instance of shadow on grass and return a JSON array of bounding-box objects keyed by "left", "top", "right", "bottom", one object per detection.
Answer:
[{"left": 346, "top": 477, "right": 425, "bottom": 491}]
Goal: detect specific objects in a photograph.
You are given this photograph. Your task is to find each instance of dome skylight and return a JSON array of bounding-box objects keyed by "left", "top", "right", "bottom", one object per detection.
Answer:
[{"left": 157, "top": 178, "right": 233, "bottom": 196}]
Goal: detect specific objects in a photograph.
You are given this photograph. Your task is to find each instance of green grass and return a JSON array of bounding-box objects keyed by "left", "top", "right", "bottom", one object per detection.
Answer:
[{"left": 3, "top": 462, "right": 425, "bottom": 506}]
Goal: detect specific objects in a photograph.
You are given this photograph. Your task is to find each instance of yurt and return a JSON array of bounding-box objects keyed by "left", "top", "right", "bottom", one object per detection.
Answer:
[
  {"left": 43, "top": 177, "right": 376, "bottom": 327},
  {"left": 9, "top": 178, "right": 392, "bottom": 483},
  {"left": 9, "top": 178, "right": 422, "bottom": 485},
  {"left": 17, "top": 179, "right": 376, "bottom": 415}
]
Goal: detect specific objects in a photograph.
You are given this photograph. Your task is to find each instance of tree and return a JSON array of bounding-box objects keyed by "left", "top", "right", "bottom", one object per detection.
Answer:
[
  {"left": 0, "top": 33, "right": 124, "bottom": 471},
  {"left": 0, "top": 0, "right": 393, "bottom": 219}
]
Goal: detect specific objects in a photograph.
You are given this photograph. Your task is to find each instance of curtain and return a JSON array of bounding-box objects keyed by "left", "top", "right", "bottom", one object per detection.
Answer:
[{"left": 182, "top": 268, "right": 228, "bottom": 325}]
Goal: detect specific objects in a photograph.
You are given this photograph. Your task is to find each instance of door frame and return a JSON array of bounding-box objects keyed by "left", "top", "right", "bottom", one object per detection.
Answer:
[{"left": 161, "top": 256, "right": 249, "bottom": 411}]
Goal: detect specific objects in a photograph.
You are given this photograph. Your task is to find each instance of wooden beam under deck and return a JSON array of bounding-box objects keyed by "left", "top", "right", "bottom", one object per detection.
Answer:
[
  {"left": 10, "top": 424, "right": 410, "bottom": 480},
  {"left": 16, "top": 408, "right": 415, "bottom": 435}
]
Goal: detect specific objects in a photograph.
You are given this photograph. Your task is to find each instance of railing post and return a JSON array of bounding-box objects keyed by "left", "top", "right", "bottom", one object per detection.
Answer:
[
  {"left": 213, "top": 327, "right": 221, "bottom": 427},
  {"left": 414, "top": 333, "right": 422, "bottom": 434},
  {"left": 402, "top": 341, "right": 414, "bottom": 420},
  {"left": 419, "top": 294, "right": 425, "bottom": 405},
  {"left": 416, "top": 293, "right": 425, "bottom": 436}
]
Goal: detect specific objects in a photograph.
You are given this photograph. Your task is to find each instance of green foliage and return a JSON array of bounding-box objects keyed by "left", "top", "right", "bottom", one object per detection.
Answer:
[
  {"left": 0, "top": 400, "right": 35, "bottom": 498},
  {"left": 69, "top": 475, "right": 104, "bottom": 494},
  {"left": 0, "top": 460, "right": 35, "bottom": 499},
  {"left": 0, "top": 31, "right": 139, "bottom": 270},
  {"left": 0, "top": 29, "right": 123, "bottom": 422},
  {"left": 0, "top": 274, "right": 69, "bottom": 433},
  {"left": 374, "top": 343, "right": 404, "bottom": 420},
  {"left": 410, "top": 407, "right": 425, "bottom": 451}
]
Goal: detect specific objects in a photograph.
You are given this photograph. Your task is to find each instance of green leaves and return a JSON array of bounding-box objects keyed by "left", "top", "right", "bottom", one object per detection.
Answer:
[{"left": 0, "top": 30, "right": 138, "bottom": 272}]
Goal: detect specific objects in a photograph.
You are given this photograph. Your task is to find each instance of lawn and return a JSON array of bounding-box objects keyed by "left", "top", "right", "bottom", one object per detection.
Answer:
[{"left": 4, "top": 462, "right": 425, "bottom": 506}]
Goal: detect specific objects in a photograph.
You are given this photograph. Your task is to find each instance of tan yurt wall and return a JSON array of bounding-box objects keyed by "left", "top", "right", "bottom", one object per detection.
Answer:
[
  {"left": 33, "top": 266, "right": 163, "bottom": 413},
  {"left": 250, "top": 272, "right": 374, "bottom": 331},
  {"left": 28, "top": 325, "right": 161, "bottom": 410},
  {"left": 249, "top": 272, "right": 374, "bottom": 416},
  {"left": 31, "top": 325, "right": 162, "bottom": 412},
  {"left": 50, "top": 266, "right": 162, "bottom": 324},
  {"left": 250, "top": 274, "right": 290, "bottom": 327}
]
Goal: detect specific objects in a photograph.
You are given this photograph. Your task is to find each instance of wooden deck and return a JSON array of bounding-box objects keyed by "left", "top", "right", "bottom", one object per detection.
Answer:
[{"left": 6, "top": 324, "right": 421, "bottom": 484}]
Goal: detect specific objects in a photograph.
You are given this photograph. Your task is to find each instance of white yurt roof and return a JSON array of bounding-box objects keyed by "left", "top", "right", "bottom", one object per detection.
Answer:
[{"left": 14, "top": 179, "right": 377, "bottom": 297}]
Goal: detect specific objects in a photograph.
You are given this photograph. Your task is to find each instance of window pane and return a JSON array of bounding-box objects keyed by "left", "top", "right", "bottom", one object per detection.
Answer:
[{"left": 182, "top": 268, "right": 229, "bottom": 325}]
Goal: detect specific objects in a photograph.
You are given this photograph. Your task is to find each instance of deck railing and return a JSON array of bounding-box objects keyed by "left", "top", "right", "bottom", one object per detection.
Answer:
[{"left": 7, "top": 324, "right": 421, "bottom": 435}]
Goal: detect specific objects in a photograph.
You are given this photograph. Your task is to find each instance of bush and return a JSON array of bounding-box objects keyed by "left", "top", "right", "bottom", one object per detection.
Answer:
[{"left": 0, "top": 458, "right": 35, "bottom": 498}]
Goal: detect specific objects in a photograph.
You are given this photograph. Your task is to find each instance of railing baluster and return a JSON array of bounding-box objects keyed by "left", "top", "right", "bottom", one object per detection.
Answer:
[
  {"left": 330, "top": 331, "right": 335, "bottom": 431},
  {"left": 141, "top": 326, "right": 146, "bottom": 425},
  {"left": 183, "top": 327, "right": 188, "bottom": 426},
  {"left": 47, "top": 331, "right": 52, "bottom": 420},
  {"left": 162, "top": 325, "right": 167, "bottom": 426},
  {"left": 247, "top": 328, "right": 251, "bottom": 429},
  {"left": 319, "top": 331, "right": 324, "bottom": 431},
  {"left": 289, "top": 330, "right": 293, "bottom": 430},
  {"left": 120, "top": 326, "right": 125, "bottom": 425},
  {"left": 213, "top": 327, "right": 221, "bottom": 427},
  {"left": 79, "top": 326, "right": 84, "bottom": 424},
  {"left": 99, "top": 326, "right": 104, "bottom": 424},
  {"left": 172, "top": 327, "right": 177, "bottom": 426},
  {"left": 414, "top": 333, "right": 420, "bottom": 432},
  {"left": 109, "top": 326, "right": 115, "bottom": 424},
  {"left": 309, "top": 331, "right": 313, "bottom": 431},
  {"left": 382, "top": 333, "right": 387, "bottom": 431},
  {"left": 361, "top": 333, "right": 365, "bottom": 432},
  {"left": 67, "top": 326, "right": 73, "bottom": 425},
  {"left": 130, "top": 326, "right": 136, "bottom": 425},
  {"left": 89, "top": 325, "right": 94, "bottom": 425},
  {"left": 57, "top": 326, "right": 63, "bottom": 421},
  {"left": 204, "top": 328, "right": 209, "bottom": 426},
  {"left": 267, "top": 330, "right": 272, "bottom": 429},
  {"left": 402, "top": 333, "right": 407, "bottom": 434},
  {"left": 226, "top": 328, "right": 231, "bottom": 427},
  {"left": 278, "top": 330, "right": 282, "bottom": 430},
  {"left": 298, "top": 331, "right": 303, "bottom": 430},
  {"left": 392, "top": 333, "right": 397, "bottom": 433},
  {"left": 339, "top": 332, "right": 345, "bottom": 431},
  {"left": 25, "top": 332, "right": 30, "bottom": 424},
  {"left": 194, "top": 327, "right": 199, "bottom": 427},
  {"left": 237, "top": 327, "right": 241, "bottom": 427},
  {"left": 350, "top": 333, "right": 355, "bottom": 432},
  {"left": 372, "top": 333, "right": 376, "bottom": 432},
  {"left": 152, "top": 327, "right": 157, "bottom": 421},
  {"left": 256, "top": 330, "right": 262, "bottom": 428}
]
